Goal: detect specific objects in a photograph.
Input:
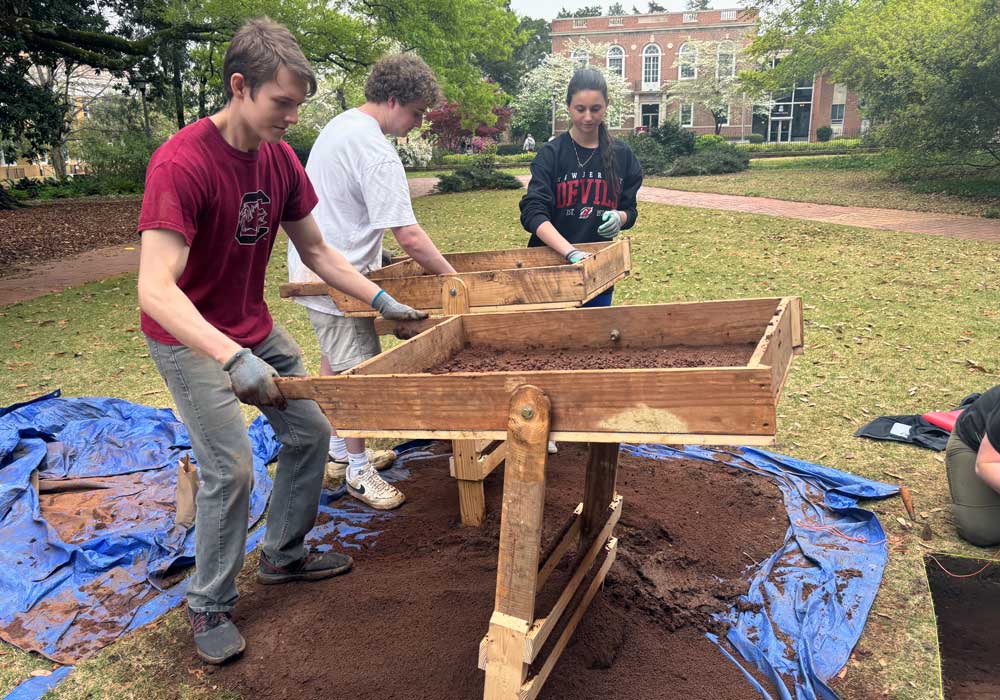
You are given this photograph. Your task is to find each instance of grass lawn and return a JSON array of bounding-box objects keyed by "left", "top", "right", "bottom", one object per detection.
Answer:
[
  {"left": 644, "top": 154, "right": 1000, "bottom": 217},
  {"left": 2, "top": 189, "right": 999, "bottom": 699}
]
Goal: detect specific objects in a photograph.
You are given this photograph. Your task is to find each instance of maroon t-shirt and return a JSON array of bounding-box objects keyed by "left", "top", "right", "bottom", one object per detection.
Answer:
[{"left": 138, "top": 118, "right": 318, "bottom": 347}]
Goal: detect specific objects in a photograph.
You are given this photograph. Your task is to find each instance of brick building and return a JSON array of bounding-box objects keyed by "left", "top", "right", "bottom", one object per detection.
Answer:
[{"left": 550, "top": 8, "right": 863, "bottom": 142}]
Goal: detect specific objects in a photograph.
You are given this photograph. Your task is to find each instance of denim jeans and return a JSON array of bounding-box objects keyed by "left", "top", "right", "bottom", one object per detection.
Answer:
[{"left": 146, "top": 325, "right": 331, "bottom": 612}]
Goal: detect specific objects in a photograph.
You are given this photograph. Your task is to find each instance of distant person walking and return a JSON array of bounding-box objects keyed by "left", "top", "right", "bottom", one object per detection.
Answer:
[{"left": 522, "top": 133, "right": 536, "bottom": 152}]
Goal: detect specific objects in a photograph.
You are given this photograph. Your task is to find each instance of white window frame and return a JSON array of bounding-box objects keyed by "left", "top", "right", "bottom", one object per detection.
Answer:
[
  {"left": 680, "top": 103, "right": 694, "bottom": 127},
  {"left": 642, "top": 44, "right": 661, "bottom": 91},
  {"left": 606, "top": 46, "right": 625, "bottom": 79},
  {"left": 716, "top": 41, "right": 736, "bottom": 78},
  {"left": 830, "top": 103, "right": 845, "bottom": 125},
  {"left": 682, "top": 12, "right": 698, "bottom": 23},
  {"left": 721, "top": 9, "right": 738, "bottom": 20},
  {"left": 679, "top": 43, "right": 697, "bottom": 81}
]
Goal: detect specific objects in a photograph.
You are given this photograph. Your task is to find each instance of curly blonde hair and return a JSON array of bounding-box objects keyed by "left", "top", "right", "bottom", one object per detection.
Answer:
[{"left": 364, "top": 54, "right": 441, "bottom": 106}]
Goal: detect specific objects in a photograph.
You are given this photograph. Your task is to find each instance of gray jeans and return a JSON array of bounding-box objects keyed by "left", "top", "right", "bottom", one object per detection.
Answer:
[
  {"left": 945, "top": 431, "right": 1000, "bottom": 547},
  {"left": 147, "top": 326, "right": 331, "bottom": 612}
]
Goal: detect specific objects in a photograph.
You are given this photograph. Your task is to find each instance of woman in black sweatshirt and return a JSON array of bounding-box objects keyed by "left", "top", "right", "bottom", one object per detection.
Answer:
[{"left": 519, "top": 68, "right": 643, "bottom": 308}]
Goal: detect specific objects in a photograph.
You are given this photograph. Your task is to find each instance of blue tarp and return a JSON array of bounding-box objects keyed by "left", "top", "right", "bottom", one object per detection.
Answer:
[
  {"left": 623, "top": 444, "right": 898, "bottom": 700},
  {"left": 0, "top": 391, "right": 277, "bottom": 663},
  {"left": 1, "top": 392, "right": 895, "bottom": 700}
]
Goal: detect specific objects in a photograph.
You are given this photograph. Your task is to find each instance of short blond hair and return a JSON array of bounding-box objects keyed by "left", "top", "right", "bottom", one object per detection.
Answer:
[
  {"left": 223, "top": 18, "right": 317, "bottom": 101},
  {"left": 364, "top": 54, "right": 441, "bottom": 106}
]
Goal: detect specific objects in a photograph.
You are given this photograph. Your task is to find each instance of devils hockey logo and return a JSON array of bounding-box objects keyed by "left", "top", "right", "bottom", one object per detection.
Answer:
[
  {"left": 235, "top": 190, "right": 272, "bottom": 244},
  {"left": 578, "top": 206, "right": 593, "bottom": 219}
]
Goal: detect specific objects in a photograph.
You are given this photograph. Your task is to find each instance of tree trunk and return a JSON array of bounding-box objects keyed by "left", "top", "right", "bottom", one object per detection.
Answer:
[
  {"left": 50, "top": 145, "right": 67, "bottom": 181},
  {"left": 198, "top": 76, "right": 207, "bottom": 119},
  {"left": 172, "top": 39, "right": 185, "bottom": 129}
]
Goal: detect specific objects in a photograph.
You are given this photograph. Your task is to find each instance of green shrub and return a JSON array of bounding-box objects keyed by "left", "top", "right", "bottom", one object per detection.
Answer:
[
  {"left": 694, "top": 134, "right": 728, "bottom": 151},
  {"left": 815, "top": 126, "right": 833, "bottom": 142},
  {"left": 622, "top": 133, "right": 673, "bottom": 176},
  {"left": 667, "top": 144, "right": 749, "bottom": 176},
  {"left": 441, "top": 152, "right": 535, "bottom": 165},
  {"left": 284, "top": 127, "right": 318, "bottom": 167},
  {"left": 647, "top": 122, "right": 695, "bottom": 160},
  {"left": 436, "top": 150, "right": 523, "bottom": 193},
  {"left": 496, "top": 144, "right": 523, "bottom": 156},
  {"left": 984, "top": 207, "right": 1000, "bottom": 219},
  {"left": 748, "top": 133, "right": 765, "bottom": 144}
]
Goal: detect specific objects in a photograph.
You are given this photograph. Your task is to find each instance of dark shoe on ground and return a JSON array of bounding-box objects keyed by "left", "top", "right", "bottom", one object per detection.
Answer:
[
  {"left": 188, "top": 607, "right": 245, "bottom": 665},
  {"left": 256, "top": 549, "right": 354, "bottom": 585}
]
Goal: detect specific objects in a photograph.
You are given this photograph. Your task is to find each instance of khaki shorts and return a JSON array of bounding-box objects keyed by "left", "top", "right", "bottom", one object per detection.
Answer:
[{"left": 306, "top": 308, "right": 381, "bottom": 372}]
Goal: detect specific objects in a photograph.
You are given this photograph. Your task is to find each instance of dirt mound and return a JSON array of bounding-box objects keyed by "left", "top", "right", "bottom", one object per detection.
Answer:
[{"left": 166, "top": 444, "right": 787, "bottom": 699}]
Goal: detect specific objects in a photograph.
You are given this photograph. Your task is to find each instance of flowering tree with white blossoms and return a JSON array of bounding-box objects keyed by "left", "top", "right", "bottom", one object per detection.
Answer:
[{"left": 512, "top": 38, "right": 630, "bottom": 141}]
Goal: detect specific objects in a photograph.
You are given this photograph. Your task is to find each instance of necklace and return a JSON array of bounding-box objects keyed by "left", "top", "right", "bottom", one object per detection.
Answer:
[{"left": 570, "top": 137, "right": 598, "bottom": 169}]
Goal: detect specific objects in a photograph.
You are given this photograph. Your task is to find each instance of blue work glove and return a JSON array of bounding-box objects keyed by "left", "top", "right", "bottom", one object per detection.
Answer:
[
  {"left": 371, "top": 289, "right": 428, "bottom": 321},
  {"left": 565, "top": 249, "right": 592, "bottom": 264},
  {"left": 223, "top": 348, "right": 287, "bottom": 410},
  {"left": 597, "top": 210, "right": 623, "bottom": 239}
]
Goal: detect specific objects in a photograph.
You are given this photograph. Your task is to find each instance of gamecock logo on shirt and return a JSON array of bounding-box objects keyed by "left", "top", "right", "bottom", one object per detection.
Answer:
[{"left": 235, "top": 190, "right": 272, "bottom": 244}]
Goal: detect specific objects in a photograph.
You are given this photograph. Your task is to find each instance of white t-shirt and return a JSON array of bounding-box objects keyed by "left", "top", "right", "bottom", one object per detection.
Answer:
[{"left": 287, "top": 108, "right": 417, "bottom": 315}]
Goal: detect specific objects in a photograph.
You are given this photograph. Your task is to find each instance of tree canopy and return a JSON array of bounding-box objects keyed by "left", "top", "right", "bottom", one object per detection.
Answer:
[{"left": 746, "top": 0, "right": 1000, "bottom": 168}]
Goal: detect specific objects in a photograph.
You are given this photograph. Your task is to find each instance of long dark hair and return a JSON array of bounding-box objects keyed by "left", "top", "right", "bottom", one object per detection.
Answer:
[{"left": 566, "top": 68, "right": 619, "bottom": 203}]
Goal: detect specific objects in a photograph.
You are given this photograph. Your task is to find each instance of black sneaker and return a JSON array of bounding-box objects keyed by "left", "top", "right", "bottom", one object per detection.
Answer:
[
  {"left": 188, "top": 607, "right": 245, "bottom": 664},
  {"left": 256, "top": 549, "right": 354, "bottom": 585}
]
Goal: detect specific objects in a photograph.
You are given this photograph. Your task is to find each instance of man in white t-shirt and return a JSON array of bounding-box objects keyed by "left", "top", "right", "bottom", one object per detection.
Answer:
[{"left": 288, "top": 53, "right": 456, "bottom": 510}]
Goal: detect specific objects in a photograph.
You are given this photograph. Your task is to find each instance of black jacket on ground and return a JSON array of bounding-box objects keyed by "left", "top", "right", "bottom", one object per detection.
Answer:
[{"left": 519, "top": 132, "right": 643, "bottom": 248}]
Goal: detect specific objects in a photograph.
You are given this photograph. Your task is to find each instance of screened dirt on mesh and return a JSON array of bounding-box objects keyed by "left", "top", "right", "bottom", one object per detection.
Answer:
[
  {"left": 926, "top": 555, "right": 1000, "bottom": 700},
  {"left": 427, "top": 343, "right": 758, "bottom": 373},
  {"left": 172, "top": 445, "right": 787, "bottom": 700}
]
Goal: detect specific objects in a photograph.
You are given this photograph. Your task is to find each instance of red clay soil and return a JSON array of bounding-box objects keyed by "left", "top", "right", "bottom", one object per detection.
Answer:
[
  {"left": 429, "top": 343, "right": 758, "bottom": 373},
  {"left": 926, "top": 556, "right": 1000, "bottom": 699},
  {"left": 0, "top": 197, "right": 141, "bottom": 274},
  {"left": 172, "top": 445, "right": 788, "bottom": 700}
]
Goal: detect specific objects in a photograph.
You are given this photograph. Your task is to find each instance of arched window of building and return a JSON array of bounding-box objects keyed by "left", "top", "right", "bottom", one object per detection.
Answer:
[
  {"left": 679, "top": 42, "right": 697, "bottom": 80},
  {"left": 607, "top": 46, "right": 625, "bottom": 79},
  {"left": 717, "top": 41, "right": 735, "bottom": 78},
  {"left": 642, "top": 44, "right": 661, "bottom": 90}
]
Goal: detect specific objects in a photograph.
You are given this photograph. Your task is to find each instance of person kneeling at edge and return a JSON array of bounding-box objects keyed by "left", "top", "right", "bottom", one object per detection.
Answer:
[
  {"left": 945, "top": 384, "right": 1000, "bottom": 546},
  {"left": 137, "top": 18, "right": 425, "bottom": 665},
  {"left": 288, "top": 53, "right": 457, "bottom": 510}
]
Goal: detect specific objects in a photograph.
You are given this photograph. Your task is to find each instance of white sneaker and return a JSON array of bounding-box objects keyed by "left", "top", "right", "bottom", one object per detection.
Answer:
[
  {"left": 325, "top": 448, "right": 396, "bottom": 483},
  {"left": 346, "top": 465, "right": 406, "bottom": 510},
  {"left": 547, "top": 440, "right": 558, "bottom": 454}
]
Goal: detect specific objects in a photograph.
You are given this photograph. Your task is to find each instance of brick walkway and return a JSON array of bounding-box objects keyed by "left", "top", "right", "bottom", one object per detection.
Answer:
[{"left": 3, "top": 178, "right": 997, "bottom": 306}]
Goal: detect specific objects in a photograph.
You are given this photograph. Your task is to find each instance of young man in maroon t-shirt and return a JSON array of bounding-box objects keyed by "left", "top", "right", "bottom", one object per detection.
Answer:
[{"left": 137, "top": 19, "right": 425, "bottom": 665}]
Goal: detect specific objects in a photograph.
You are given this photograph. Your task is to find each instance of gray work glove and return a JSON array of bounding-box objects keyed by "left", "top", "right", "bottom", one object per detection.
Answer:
[
  {"left": 371, "top": 289, "right": 428, "bottom": 321},
  {"left": 597, "top": 210, "right": 623, "bottom": 239},
  {"left": 381, "top": 249, "right": 396, "bottom": 267},
  {"left": 223, "top": 348, "right": 288, "bottom": 410},
  {"left": 565, "top": 249, "right": 592, "bottom": 264}
]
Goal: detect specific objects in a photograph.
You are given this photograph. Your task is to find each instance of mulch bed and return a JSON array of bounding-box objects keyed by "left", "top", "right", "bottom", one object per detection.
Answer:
[
  {"left": 0, "top": 198, "right": 141, "bottom": 275},
  {"left": 160, "top": 445, "right": 788, "bottom": 699}
]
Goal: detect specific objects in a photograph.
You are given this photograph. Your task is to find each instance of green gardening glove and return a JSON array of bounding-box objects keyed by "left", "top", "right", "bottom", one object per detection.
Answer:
[
  {"left": 565, "top": 249, "right": 591, "bottom": 264},
  {"left": 597, "top": 210, "right": 623, "bottom": 239}
]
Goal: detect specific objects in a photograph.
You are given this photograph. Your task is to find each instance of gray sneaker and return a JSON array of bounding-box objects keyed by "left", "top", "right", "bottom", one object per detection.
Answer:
[
  {"left": 256, "top": 549, "right": 354, "bottom": 585},
  {"left": 188, "top": 607, "right": 245, "bottom": 664}
]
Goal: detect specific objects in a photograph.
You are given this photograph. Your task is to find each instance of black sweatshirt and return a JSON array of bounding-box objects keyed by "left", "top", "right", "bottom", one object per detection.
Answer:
[
  {"left": 955, "top": 385, "right": 1000, "bottom": 452},
  {"left": 519, "top": 131, "right": 643, "bottom": 248}
]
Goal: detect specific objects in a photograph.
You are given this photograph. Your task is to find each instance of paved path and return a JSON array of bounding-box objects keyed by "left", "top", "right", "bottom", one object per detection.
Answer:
[{"left": 3, "top": 178, "right": 997, "bottom": 306}]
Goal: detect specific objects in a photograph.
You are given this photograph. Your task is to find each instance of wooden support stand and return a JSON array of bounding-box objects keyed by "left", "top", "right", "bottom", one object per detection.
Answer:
[
  {"left": 480, "top": 385, "right": 621, "bottom": 700},
  {"left": 444, "top": 278, "right": 508, "bottom": 526}
]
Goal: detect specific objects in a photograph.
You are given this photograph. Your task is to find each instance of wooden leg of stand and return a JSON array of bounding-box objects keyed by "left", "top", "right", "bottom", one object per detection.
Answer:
[
  {"left": 581, "top": 442, "right": 620, "bottom": 548},
  {"left": 484, "top": 385, "right": 550, "bottom": 700},
  {"left": 454, "top": 439, "right": 486, "bottom": 526}
]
